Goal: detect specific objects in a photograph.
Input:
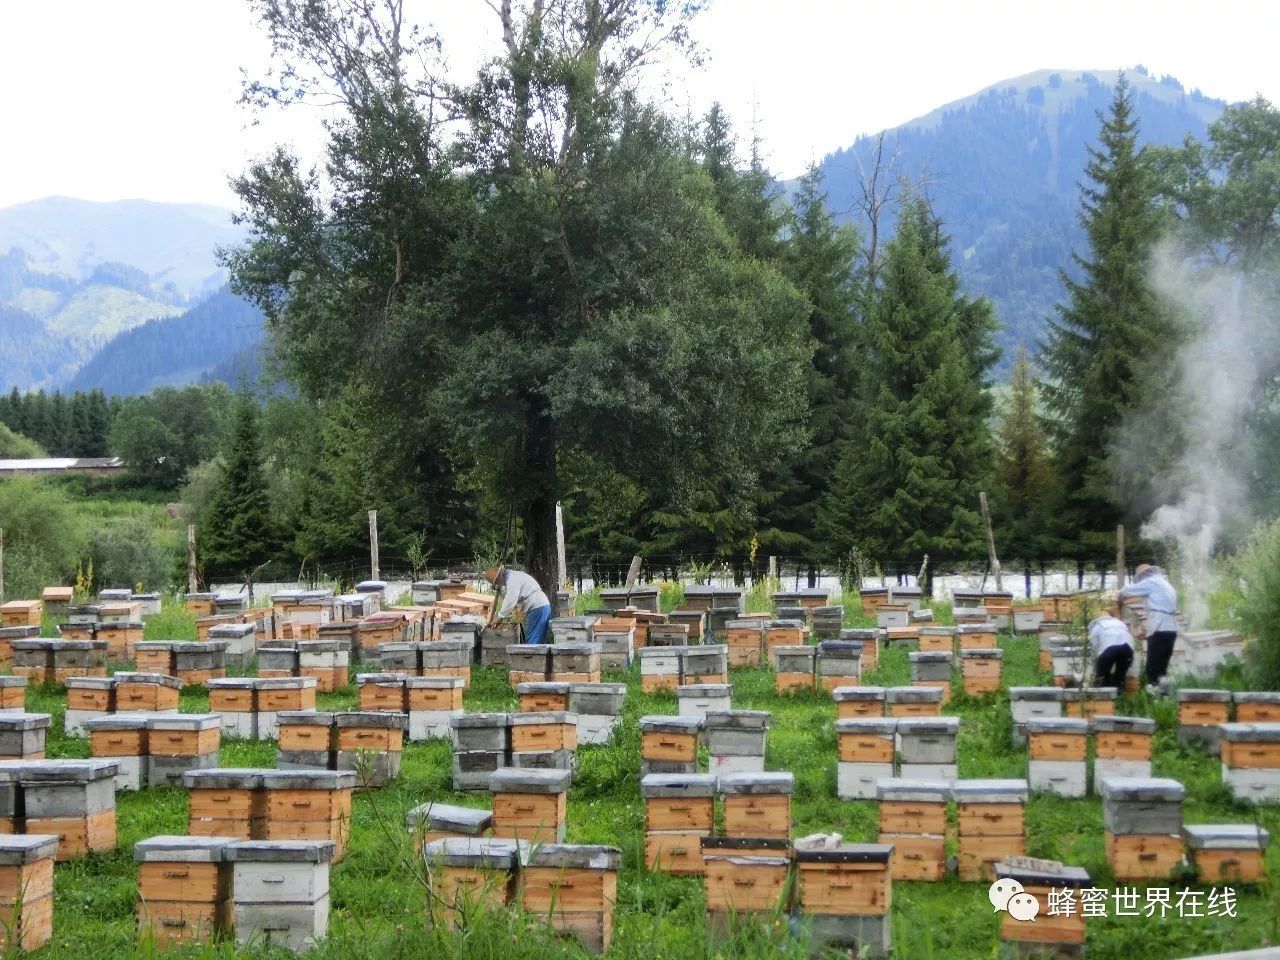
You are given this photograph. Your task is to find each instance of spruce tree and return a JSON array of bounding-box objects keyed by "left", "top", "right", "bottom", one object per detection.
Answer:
[
  {"left": 201, "top": 396, "right": 276, "bottom": 586},
  {"left": 817, "top": 198, "right": 992, "bottom": 579},
  {"left": 1041, "top": 76, "right": 1168, "bottom": 559},
  {"left": 995, "top": 345, "right": 1056, "bottom": 594}
]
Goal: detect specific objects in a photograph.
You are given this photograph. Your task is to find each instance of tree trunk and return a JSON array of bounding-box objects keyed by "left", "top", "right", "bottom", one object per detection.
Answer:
[
  {"left": 1076, "top": 558, "right": 1085, "bottom": 590},
  {"left": 520, "top": 401, "right": 560, "bottom": 606},
  {"left": 1024, "top": 561, "right": 1032, "bottom": 599}
]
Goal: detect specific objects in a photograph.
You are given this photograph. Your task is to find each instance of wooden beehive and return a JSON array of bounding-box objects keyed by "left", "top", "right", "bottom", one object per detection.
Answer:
[
  {"left": 959, "top": 648, "right": 1003, "bottom": 696},
  {"left": 0, "top": 601, "right": 42, "bottom": 629},
  {"left": 642, "top": 772, "right": 716, "bottom": 874},
  {"left": 953, "top": 779, "right": 1027, "bottom": 882},
  {"left": 135, "top": 835, "right": 232, "bottom": 947},
  {"left": 262, "top": 770, "right": 356, "bottom": 861},
  {"left": 489, "top": 767, "right": 571, "bottom": 845},
  {"left": 639, "top": 716, "right": 701, "bottom": 764},
  {"left": 184, "top": 770, "right": 268, "bottom": 839},
  {"left": 996, "top": 858, "right": 1089, "bottom": 949},
  {"left": 795, "top": 843, "right": 892, "bottom": 916},
  {"left": 876, "top": 779, "right": 947, "bottom": 881},
  {"left": 719, "top": 772, "right": 793, "bottom": 840},
  {"left": 114, "top": 672, "right": 182, "bottom": 712},
  {"left": 725, "top": 620, "right": 764, "bottom": 668},
  {"left": 520, "top": 844, "right": 621, "bottom": 955},
  {"left": 0, "top": 835, "right": 58, "bottom": 951},
  {"left": 1184, "top": 824, "right": 1270, "bottom": 884},
  {"left": 422, "top": 837, "right": 516, "bottom": 929}
]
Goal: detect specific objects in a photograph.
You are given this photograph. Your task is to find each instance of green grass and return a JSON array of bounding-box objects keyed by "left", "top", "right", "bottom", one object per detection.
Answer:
[{"left": 15, "top": 602, "right": 1280, "bottom": 959}]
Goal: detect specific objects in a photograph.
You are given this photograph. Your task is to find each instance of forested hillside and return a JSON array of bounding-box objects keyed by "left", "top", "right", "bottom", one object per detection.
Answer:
[
  {"left": 811, "top": 68, "right": 1224, "bottom": 357},
  {"left": 67, "top": 288, "right": 264, "bottom": 396}
]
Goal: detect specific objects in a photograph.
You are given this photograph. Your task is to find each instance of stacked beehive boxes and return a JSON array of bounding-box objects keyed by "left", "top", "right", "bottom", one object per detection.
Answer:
[
  {"left": 794, "top": 842, "right": 894, "bottom": 958},
  {"left": 834, "top": 686, "right": 886, "bottom": 719},
  {"left": 810, "top": 605, "right": 844, "bottom": 640},
  {"left": 676, "top": 683, "right": 731, "bottom": 719},
  {"left": 1062, "top": 686, "right": 1117, "bottom": 719},
  {"left": 875, "top": 604, "right": 909, "bottom": 629},
  {"left": 509, "top": 711, "right": 577, "bottom": 773},
  {"left": 705, "top": 710, "right": 769, "bottom": 774},
  {"left": 0, "top": 714, "right": 51, "bottom": 760},
  {"left": 116, "top": 672, "right": 182, "bottom": 714},
  {"left": 682, "top": 645, "right": 728, "bottom": 683},
  {"left": 639, "top": 715, "right": 702, "bottom": 775},
  {"left": 960, "top": 648, "right": 1003, "bottom": 696},
  {"left": 1027, "top": 718, "right": 1088, "bottom": 798},
  {"left": 42, "top": 586, "right": 73, "bottom": 615},
  {"left": 567, "top": 682, "right": 627, "bottom": 745},
  {"left": 816, "top": 640, "right": 861, "bottom": 691},
  {"left": 590, "top": 618, "right": 634, "bottom": 670},
  {"left": 520, "top": 844, "right": 621, "bottom": 953},
  {"left": 836, "top": 717, "right": 896, "bottom": 800},
  {"left": 276, "top": 712, "right": 334, "bottom": 771},
  {"left": 1008, "top": 687, "right": 1065, "bottom": 748},
  {"left": 96, "top": 616, "right": 144, "bottom": 662},
  {"left": 406, "top": 676, "right": 464, "bottom": 741},
  {"left": 331, "top": 712, "right": 407, "bottom": 785},
  {"left": 897, "top": 717, "right": 959, "bottom": 781},
  {"left": 548, "top": 643, "right": 601, "bottom": 683},
  {"left": 917, "top": 625, "right": 955, "bottom": 653},
  {"left": 64, "top": 677, "right": 117, "bottom": 736},
  {"left": 859, "top": 587, "right": 889, "bottom": 617},
  {"left": 489, "top": 767, "right": 571, "bottom": 844},
  {"left": 185, "top": 770, "right": 268, "bottom": 839},
  {"left": 725, "top": 618, "right": 765, "bottom": 667},
  {"left": 1100, "top": 776, "right": 1185, "bottom": 880},
  {"left": 765, "top": 620, "right": 807, "bottom": 668},
  {"left": 1091, "top": 715, "right": 1155, "bottom": 792},
  {"left": 479, "top": 624, "right": 520, "bottom": 668},
  {"left": 642, "top": 772, "right": 716, "bottom": 875},
  {"left": 1011, "top": 605, "right": 1045, "bottom": 635},
  {"left": 1177, "top": 688, "right": 1232, "bottom": 753},
  {"left": 207, "top": 678, "right": 259, "bottom": 740},
  {"left": 135, "top": 835, "right": 232, "bottom": 947},
  {"left": 1183, "top": 824, "right": 1270, "bottom": 884},
  {"left": 257, "top": 677, "right": 318, "bottom": 740},
  {"left": 1219, "top": 722, "right": 1280, "bottom": 803},
  {"left": 226, "top": 839, "right": 334, "bottom": 953},
  {"left": 908, "top": 651, "right": 953, "bottom": 701},
  {"left": 953, "top": 779, "right": 1028, "bottom": 881},
  {"left": 0, "top": 835, "right": 59, "bottom": 951},
  {"left": 422, "top": 837, "right": 518, "bottom": 929},
  {"left": 995, "top": 858, "right": 1089, "bottom": 960},
  {"left": 507, "top": 645, "right": 552, "bottom": 685},
  {"left": 9, "top": 759, "right": 119, "bottom": 859},
  {"left": 704, "top": 849, "right": 792, "bottom": 939},
  {"left": 451, "top": 713, "right": 511, "bottom": 790},
  {"left": 145, "top": 714, "right": 222, "bottom": 787},
  {"left": 719, "top": 772, "right": 793, "bottom": 841},
  {"left": 638, "top": 647, "right": 681, "bottom": 692},
  {"left": 84, "top": 715, "right": 148, "bottom": 791},
  {"left": 876, "top": 779, "right": 947, "bottom": 881},
  {"left": 774, "top": 646, "right": 816, "bottom": 694},
  {"left": 0, "top": 677, "right": 25, "bottom": 715}
]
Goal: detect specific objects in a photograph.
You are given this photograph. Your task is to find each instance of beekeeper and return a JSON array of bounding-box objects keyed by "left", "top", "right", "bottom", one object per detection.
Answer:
[
  {"left": 1119, "top": 564, "right": 1179, "bottom": 691},
  {"left": 484, "top": 565, "right": 553, "bottom": 645},
  {"left": 1088, "top": 611, "right": 1135, "bottom": 692}
]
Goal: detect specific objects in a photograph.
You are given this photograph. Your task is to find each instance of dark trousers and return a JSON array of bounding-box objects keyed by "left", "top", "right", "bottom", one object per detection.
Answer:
[
  {"left": 1095, "top": 644, "right": 1133, "bottom": 692},
  {"left": 1146, "top": 631, "right": 1177, "bottom": 684}
]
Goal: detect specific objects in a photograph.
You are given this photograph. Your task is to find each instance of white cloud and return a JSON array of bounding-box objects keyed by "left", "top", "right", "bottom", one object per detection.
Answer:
[{"left": 1, "top": 0, "right": 1276, "bottom": 209}]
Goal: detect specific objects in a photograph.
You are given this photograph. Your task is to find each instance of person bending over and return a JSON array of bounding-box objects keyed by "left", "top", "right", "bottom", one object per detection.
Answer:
[
  {"left": 484, "top": 565, "right": 552, "bottom": 646},
  {"left": 1088, "top": 612, "right": 1134, "bottom": 692}
]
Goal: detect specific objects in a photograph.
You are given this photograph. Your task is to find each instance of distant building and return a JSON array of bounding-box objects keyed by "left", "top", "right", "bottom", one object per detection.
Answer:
[{"left": 0, "top": 457, "right": 126, "bottom": 477}]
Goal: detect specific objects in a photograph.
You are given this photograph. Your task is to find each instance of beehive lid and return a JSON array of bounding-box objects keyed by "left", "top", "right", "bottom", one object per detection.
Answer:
[
  {"left": 567, "top": 682, "right": 626, "bottom": 695},
  {"left": 114, "top": 672, "right": 182, "bottom": 689},
  {"left": 1183, "top": 824, "right": 1270, "bottom": 850},
  {"left": 684, "top": 644, "right": 728, "bottom": 657},
  {"left": 1090, "top": 715, "right": 1156, "bottom": 734},
  {"left": 834, "top": 717, "right": 898, "bottom": 736},
  {"left": 355, "top": 581, "right": 387, "bottom": 593},
  {"left": 909, "top": 651, "right": 953, "bottom": 663},
  {"left": 717, "top": 771, "right": 794, "bottom": 796},
  {"left": 405, "top": 676, "right": 465, "bottom": 689},
  {"left": 1025, "top": 717, "right": 1089, "bottom": 735},
  {"left": 521, "top": 844, "right": 621, "bottom": 871},
  {"left": 1098, "top": 776, "right": 1185, "bottom": 802},
  {"left": 450, "top": 713, "right": 511, "bottom": 729},
  {"left": 257, "top": 676, "right": 318, "bottom": 690},
  {"left": 183, "top": 768, "right": 268, "bottom": 790},
  {"left": 1008, "top": 687, "right": 1065, "bottom": 702},
  {"left": 1176, "top": 688, "right": 1233, "bottom": 702},
  {"left": 405, "top": 802, "right": 493, "bottom": 832},
  {"left": 956, "top": 623, "right": 996, "bottom": 634},
  {"left": 356, "top": 673, "right": 408, "bottom": 685},
  {"left": 703, "top": 710, "right": 771, "bottom": 731},
  {"left": 876, "top": 779, "right": 950, "bottom": 802},
  {"left": 677, "top": 684, "right": 732, "bottom": 697},
  {"left": 296, "top": 639, "right": 342, "bottom": 653},
  {"left": 1234, "top": 691, "right": 1280, "bottom": 704},
  {"left": 919, "top": 626, "right": 955, "bottom": 636},
  {"left": 65, "top": 676, "right": 116, "bottom": 690},
  {"left": 1, "top": 758, "right": 117, "bottom": 782},
  {"left": 832, "top": 686, "right": 886, "bottom": 701},
  {"left": 950, "top": 779, "right": 1029, "bottom": 804},
  {"left": 638, "top": 715, "right": 703, "bottom": 734},
  {"left": 489, "top": 767, "right": 572, "bottom": 793},
  {"left": 260, "top": 770, "right": 358, "bottom": 790},
  {"left": 276, "top": 711, "right": 335, "bottom": 726},
  {"left": 422, "top": 837, "right": 521, "bottom": 868},
  {"left": 515, "top": 682, "right": 571, "bottom": 696},
  {"left": 700, "top": 836, "right": 792, "bottom": 852},
  {"left": 0, "top": 677, "right": 27, "bottom": 689},
  {"left": 0, "top": 835, "right": 59, "bottom": 864},
  {"left": 885, "top": 686, "right": 943, "bottom": 703},
  {"left": 509, "top": 711, "right": 577, "bottom": 726},
  {"left": 334, "top": 711, "right": 408, "bottom": 730},
  {"left": 135, "top": 835, "right": 232, "bottom": 862},
  {"left": 207, "top": 677, "right": 261, "bottom": 690},
  {"left": 224, "top": 839, "right": 336, "bottom": 863},
  {"left": 639, "top": 773, "right": 717, "bottom": 798},
  {"left": 547, "top": 642, "right": 602, "bottom": 655},
  {"left": 994, "top": 856, "right": 1090, "bottom": 888},
  {"left": 0, "top": 713, "right": 51, "bottom": 731},
  {"left": 83, "top": 714, "right": 150, "bottom": 732},
  {"left": 724, "top": 619, "right": 764, "bottom": 630},
  {"left": 817, "top": 640, "right": 863, "bottom": 654},
  {"left": 794, "top": 843, "right": 893, "bottom": 864},
  {"left": 960, "top": 648, "right": 1004, "bottom": 660}
]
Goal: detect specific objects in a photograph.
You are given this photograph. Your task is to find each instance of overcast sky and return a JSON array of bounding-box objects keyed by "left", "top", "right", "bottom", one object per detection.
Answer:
[{"left": 2, "top": 0, "right": 1277, "bottom": 210}]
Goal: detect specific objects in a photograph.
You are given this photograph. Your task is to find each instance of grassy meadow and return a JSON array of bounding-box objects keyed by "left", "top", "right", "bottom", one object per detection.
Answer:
[{"left": 15, "top": 593, "right": 1279, "bottom": 959}]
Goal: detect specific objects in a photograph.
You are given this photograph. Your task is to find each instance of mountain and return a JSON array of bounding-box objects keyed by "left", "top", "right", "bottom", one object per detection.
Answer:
[
  {"left": 67, "top": 288, "right": 265, "bottom": 396},
  {"left": 808, "top": 67, "right": 1225, "bottom": 362},
  {"left": 0, "top": 197, "right": 247, "bottom": 390}
]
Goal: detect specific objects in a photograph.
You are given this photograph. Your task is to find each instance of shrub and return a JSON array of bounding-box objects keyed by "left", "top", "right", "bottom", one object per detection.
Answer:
[
  {"left": 1233, "top": 517, "right": 1280, "bottom": 689},
  {"left": 87, "top": 518, "right": 176, "bottom": 593},
  {"left": 0, "top": 477, "right": 84, "bottom": 599}
]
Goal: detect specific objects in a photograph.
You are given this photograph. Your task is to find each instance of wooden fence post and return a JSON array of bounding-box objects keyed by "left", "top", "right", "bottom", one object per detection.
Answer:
[
  {"left": 368, "top": 510, "right": 380, "bottom": 582},
  {"left": 979, "top": 491, "right": 1003, "bottom": 592},
  {"left": 186, "top": 524, "right": 197, "bottom": 593}
]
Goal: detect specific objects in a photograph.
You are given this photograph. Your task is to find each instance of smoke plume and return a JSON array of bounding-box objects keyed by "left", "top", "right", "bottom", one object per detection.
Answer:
[{"left": 1122, "top": 237, "right": 1280, "bottom": 628}]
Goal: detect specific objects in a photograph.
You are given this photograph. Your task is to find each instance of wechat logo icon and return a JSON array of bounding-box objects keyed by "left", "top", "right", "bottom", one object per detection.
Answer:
[{"left": 989, "top": 878, "right": 1040, "bottom": 922}]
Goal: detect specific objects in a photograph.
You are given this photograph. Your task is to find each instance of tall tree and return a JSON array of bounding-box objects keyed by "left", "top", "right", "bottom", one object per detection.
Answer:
[
  {"left": 1041, "top": 76, "right": 1169, "bottom": 560},
  {"left": 817, "top": 197, "right": 994, "bottom": 582},
  {"left": 200, "top": 396, "right": 276, "bottom": 588},
  {"left": 228, "top": 0, "right": 812, "bottom": 592},
  {"left": 995, "top": 345, "right": 1056, "bottom": 594}
]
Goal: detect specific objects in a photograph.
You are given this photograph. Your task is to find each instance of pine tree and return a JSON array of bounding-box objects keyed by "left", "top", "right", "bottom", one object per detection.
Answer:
[
  {"left": 817, "top": 198, "right": 992, "bottom": 581},
  {"left": 200, "top": 395, "right": 276, "bottom": 585},
  {"left": 995, "top": 346, "right": 1056, "bottom": 594},
  {"left": 1041, "top": 75, "right": 1169, "bottom": 559},
  {"left": 759, "top": 166, "right": 862, "bottom": 561}
]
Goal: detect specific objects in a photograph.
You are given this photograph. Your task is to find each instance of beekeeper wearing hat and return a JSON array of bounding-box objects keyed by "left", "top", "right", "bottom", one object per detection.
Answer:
[
  {"left": 1088, "top": 611, "right": 1135, "bottom": 692},
  {"left": 484, "top": 565, "right": 553, "bottom": 645},
  {"left": 1119, "top": 563, "right": 1179, "bottom": 691}
]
